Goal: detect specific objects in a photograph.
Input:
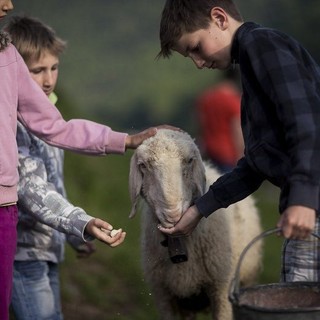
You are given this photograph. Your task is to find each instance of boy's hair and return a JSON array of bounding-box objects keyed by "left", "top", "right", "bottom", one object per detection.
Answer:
[
  {"left": 4, "top": 15, "right": 66, "bottom": 65},
  {"left": 158, "top": 0, "right": 242, "bottom": 59}
]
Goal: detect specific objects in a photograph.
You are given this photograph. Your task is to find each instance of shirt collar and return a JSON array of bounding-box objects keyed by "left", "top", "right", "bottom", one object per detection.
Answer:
[{"left": 231, "top": 22, "right": 261, "bottom": 64}]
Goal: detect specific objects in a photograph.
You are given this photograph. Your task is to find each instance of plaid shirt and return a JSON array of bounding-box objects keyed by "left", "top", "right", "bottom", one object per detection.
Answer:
[{"left": 196, "top": 22, "right": 320, "bottom": 217}]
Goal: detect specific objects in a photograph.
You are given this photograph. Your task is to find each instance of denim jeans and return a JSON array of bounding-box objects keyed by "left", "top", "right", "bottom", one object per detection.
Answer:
[
  {"left": 11, "top": 261, "right": 63, "bottom": 320},
  {"left": 0, "top": 205, "right": 18, "bottom": 320}
]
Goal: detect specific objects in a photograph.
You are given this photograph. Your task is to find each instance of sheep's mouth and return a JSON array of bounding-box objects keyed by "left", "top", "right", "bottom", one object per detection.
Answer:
[
  {"left": 158, "top": 201, "right": 195, "bottom": 228},
  {"left": 160, "top": 220, "right": 175, "bottom": 229},
  {"left": 154, "top": 209, "right": 179, "bottom": 228},
  {"left": 157, "top": 215, "right": 177, "bottom": 229}
]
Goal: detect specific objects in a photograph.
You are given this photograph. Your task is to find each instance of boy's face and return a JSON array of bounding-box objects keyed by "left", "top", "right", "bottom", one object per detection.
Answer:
[
  {"left": 27, "top": 51, "right": 59, "bottom": 97},
  {"left": 173, "top": 22, "right": 233, "bottom": 70}
]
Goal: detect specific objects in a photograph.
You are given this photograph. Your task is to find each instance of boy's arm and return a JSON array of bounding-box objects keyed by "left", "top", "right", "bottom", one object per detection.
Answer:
[
  {"left": 195, "top": 157, "right": 264, "bottom": 217},
  {"left": 160, "top": 158, "right": 264, "bottom": 236},
  {"left": 246, "top": 31, "right": 320, "bottom": 212},
  {"left": 16, "top": 122, "right": 90, "bottom": 239},
  {"left": 18, "top": 153, "right": 125, "bottom": 246},
  {"left": 18, "top": 150, "right": 94, "bottom": 241}
]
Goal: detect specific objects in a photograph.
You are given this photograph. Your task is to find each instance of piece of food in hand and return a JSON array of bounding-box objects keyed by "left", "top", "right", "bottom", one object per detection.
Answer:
[
  {"left": 101, "top": 227, "right": 121, "bottom": 237},
  {"left": 110, "top": 229, "right": 121, "bottom": 237}
]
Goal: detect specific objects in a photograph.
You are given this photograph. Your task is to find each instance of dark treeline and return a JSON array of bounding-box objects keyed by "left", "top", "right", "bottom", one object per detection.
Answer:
[{"left": 6, "top": 0, "right": 320, "bottom": 133}]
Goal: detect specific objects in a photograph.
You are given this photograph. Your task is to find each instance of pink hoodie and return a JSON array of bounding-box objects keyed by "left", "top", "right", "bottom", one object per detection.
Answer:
[{"left": 0, "top": 43, "right": 127, "bottom": 205}]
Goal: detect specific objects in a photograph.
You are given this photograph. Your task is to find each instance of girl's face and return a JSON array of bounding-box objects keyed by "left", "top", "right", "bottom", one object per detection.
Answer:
[
  {"left": 0, "top": 0, "right": 13, "bottom": 19},
  {"left": 28, "top": 51, "right": 60, "bottom": 97},
  {"left": 173, "top": 22, "right": 233, "bottom": 71}
]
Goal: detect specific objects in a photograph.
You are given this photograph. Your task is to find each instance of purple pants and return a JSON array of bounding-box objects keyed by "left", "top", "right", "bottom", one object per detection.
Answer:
[{"left": 0, "top": 205, "right": 18, "bottom": 320}]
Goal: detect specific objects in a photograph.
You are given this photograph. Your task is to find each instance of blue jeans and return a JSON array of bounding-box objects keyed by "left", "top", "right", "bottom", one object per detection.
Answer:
[{"left": 11, "top": 261, "right": 63, "bottom": 320}]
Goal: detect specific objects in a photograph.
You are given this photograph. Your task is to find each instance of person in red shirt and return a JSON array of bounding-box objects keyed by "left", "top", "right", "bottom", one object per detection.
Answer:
[{"left": 197, "top": 68, "right": 243, "bottom": 172}]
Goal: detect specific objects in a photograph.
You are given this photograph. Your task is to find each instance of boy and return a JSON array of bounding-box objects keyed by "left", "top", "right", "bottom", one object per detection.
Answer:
[
  {"left": 157, "top": 0, "right": 320, "bottom": 282},
  {"left": 4, "top": 15, "right": 124, "bottom": 320}
]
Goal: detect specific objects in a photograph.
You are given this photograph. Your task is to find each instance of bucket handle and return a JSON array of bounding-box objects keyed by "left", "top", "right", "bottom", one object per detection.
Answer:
[{"left": 229, "top": 227, "right": 320, "bottom": 304}]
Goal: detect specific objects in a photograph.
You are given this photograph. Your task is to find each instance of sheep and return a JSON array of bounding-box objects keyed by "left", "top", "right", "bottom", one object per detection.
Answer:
[{"left": 129, "top": 129, "right": 263, "bottom": 320}]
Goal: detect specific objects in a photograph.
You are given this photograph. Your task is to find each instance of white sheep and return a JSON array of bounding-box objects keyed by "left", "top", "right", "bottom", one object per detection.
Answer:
[{"left": 129, "top": 129, "right": 262, "bottom": 320}]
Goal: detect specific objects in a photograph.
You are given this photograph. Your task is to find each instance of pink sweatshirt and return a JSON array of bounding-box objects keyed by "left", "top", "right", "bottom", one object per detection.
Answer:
[{"left": 0, "top": 44, "right": 127, "bottom": 205}]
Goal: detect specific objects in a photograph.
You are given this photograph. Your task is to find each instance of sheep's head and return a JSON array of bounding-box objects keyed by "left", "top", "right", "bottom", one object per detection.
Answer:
[{"left": 129, "top": 129, "right": 206, "bottom": 228}]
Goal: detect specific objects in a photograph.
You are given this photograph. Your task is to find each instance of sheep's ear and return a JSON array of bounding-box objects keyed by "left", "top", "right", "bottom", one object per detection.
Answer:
[
  {"left": 128, "top": 152, "right": 143, "bottom": 218},
  {"left": 193, "top": 156, "right": 207, "bottom": 196}
]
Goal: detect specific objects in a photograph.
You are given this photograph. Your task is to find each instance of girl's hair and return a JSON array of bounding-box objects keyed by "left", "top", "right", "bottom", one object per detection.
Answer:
[
  {"left": 3, "top": 15, "right": 66, "bottom": 65},
  {"left": 158, "top": 0, "right": 242, "bottom": 59}
]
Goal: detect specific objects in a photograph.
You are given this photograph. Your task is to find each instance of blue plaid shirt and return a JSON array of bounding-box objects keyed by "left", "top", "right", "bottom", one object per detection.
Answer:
[{"left": 196, "top": 22, "right": 320, "bottom": 216}]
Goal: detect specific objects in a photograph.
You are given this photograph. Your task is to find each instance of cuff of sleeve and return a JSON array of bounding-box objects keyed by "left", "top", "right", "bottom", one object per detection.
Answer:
[
  {"left": 195, "top": 189, "right": 221, "bottom": 218},
  {"left": 82, "top": 218, "right": 95, "bottom": 242},
  {"left": 105, "top": 131, "right": 128, "bottom": 154},
  {"left": 287, "top": 180, "right": 319, "bottom": 210},
  {"left": 71, "top": 208, "right": 94, "bottom": 241}
]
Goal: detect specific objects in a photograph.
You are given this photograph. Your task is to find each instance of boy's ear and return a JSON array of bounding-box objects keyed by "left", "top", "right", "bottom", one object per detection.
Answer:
[{"left": 210, "top": 7, "right": 228, "bottom": 30}]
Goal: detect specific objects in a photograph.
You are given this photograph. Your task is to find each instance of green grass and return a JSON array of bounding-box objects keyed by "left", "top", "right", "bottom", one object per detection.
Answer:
[{"left": 60, "top": 152, "right": 159, "bottom": 319}]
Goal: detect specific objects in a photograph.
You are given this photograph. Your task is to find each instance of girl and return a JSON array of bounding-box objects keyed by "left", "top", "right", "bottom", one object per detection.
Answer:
[{"left": 0, "top": 1, "right": 172, "bottom": 318}]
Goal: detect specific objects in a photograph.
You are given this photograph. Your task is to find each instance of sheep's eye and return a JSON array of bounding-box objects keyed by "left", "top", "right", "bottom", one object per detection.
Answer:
[
  {"left": 187, "top": 158, "right": 194, "bottom": 165},
  {"left": 138, "top": 162, "right": 147, "bottom": 171}
]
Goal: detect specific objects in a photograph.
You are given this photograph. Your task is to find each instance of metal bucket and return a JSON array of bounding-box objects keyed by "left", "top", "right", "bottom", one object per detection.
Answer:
[{"left": 229, "top": 228, "right": 320, "bottom": 320}]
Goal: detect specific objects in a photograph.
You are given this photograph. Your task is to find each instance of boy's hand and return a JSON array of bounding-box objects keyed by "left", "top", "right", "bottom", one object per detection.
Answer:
[
  {"left": 277, "top": 205, "right": 316, "bottom": 239},
  {"left": 157, "top": 205, "right": 203, "bottom": 237},
  {"left": 85, "top": 218, "right": 126, "bottom": 247},
  {"left": 125, "top": 125, "right": 182, "bottom": 150}
]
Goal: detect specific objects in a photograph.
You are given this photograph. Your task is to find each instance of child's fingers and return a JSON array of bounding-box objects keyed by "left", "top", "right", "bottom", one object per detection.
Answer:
[
  {"left": 94, "top": 218, "right": 113, "bottom": 231},
  {"left": 110, "top": 232, "right": 126, "bottom": 247},
  {"left": 99, "top": 227, "right": 125, "bottom": 246}
]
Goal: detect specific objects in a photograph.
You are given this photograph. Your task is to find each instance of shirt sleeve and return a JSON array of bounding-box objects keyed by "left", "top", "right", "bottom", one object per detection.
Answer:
[
  {"left": 246, "top": 30, "right": 320, "bottom": 210},
  {"left": 17, "top": 125, "right": 94, "bottom": 241},
  {"left": 195, "top": 157, "right": 264, "bottom": 217},
  {"left": 15, "top": 48, "right": 127, "bottom": 155}
]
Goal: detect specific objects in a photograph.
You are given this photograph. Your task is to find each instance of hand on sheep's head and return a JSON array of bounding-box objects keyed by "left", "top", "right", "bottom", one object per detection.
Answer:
[
  {"left": 125, "top": 125, "right": 183, "bottom": 149},
  {"left": 158, "top": 205, "right": 203, "bottom": 237}
]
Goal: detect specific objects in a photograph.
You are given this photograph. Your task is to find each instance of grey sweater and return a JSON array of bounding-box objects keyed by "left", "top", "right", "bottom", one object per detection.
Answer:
[{"left": 16, "top": 120, "right": 94, "bottom": 263}]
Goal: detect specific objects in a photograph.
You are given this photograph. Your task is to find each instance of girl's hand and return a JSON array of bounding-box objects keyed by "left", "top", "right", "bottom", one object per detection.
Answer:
[{"left": 125, "top": 125, "right": 182, "bottom": 149}]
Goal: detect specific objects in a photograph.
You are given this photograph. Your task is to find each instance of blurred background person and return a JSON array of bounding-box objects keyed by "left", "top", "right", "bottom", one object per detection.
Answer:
[{"left": 196, "top": 67, "right": 244, "bottom": 173}]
